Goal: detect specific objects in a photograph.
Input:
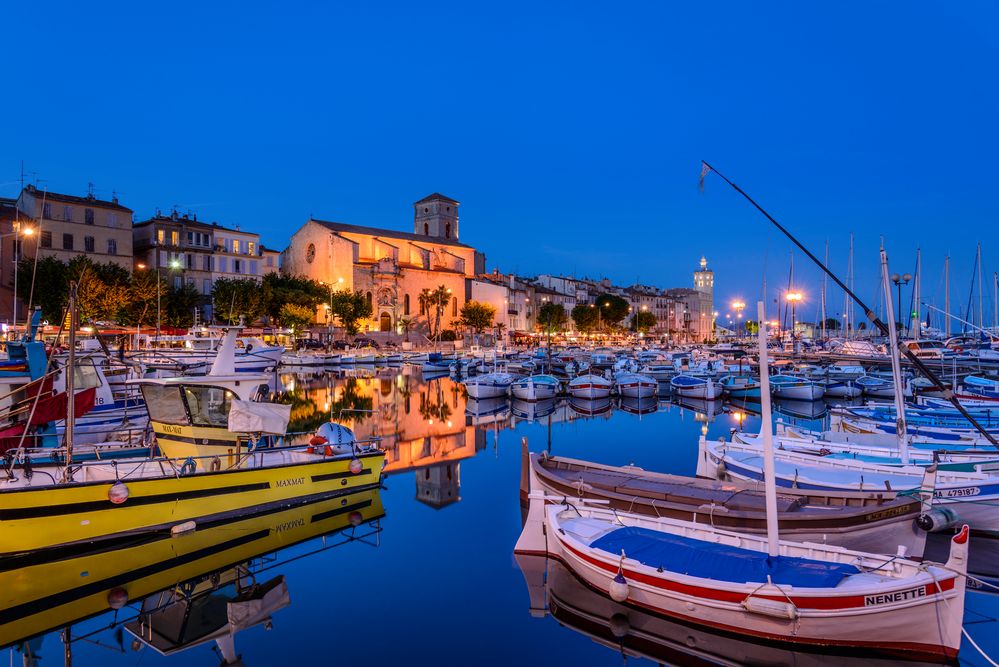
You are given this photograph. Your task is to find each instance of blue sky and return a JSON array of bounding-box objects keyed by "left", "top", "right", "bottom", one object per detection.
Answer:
[{"left": 3, "top": 1, "right": 998, "bottom": 325}]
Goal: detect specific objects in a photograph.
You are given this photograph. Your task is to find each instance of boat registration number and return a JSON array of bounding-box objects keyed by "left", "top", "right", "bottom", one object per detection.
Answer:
[
  {"left": 864, "top": 586, "right": 926, "bottom": 606},
  {"left": 934, "top": 487, "right": 981, "bottom": 498}
]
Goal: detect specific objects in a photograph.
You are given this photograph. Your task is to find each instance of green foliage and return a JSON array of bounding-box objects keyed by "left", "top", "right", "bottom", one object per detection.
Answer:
[
  {"left": 538, "top": 302, "right": 567, "bottom": 333},
  {"left": 212, "top": 278, "right": 265, "bottom": 324},
  {"left": 17, "top": 256, "right": 68, "bottom": 322},
  {"left": 329, "top": 289, "right": 372, "bottom": 335},
  {"left": 262, "top": 273, "right": 325, "bottom": 323},
  {"left": 823, "top": 317, "right": 841, "bottom": 330},
  {"left": 280, "top": 303, "right": 315, "bottom": 332},
  {"left": 120, "top": 269, "right": 166, "bottom": 327},
  {"left": 164, "top": 283, "right": 201, "bottom": 327},
  {"left": 397, "top": 317, "right": 414, "bottom": 342},
  {"left": 459, "top": 300, "right": 495, "bottom": 333},
  {"left": 439, "top": 329, "right": 458, "bottom": 342},
  {"left": 571, "top": 304, "right": 600, "bottom": 332},
  {"left": 744, "top": 320, "right": 760, "bottom": 334},
  {"left": 419, "top": 285, "right": 453, "bottom": 340},
  {"left": 594, "top": 293, "right": 630, "bottom": 326},
  {"left": 631, "top": 311, "right": 657, "bottom": 333}
]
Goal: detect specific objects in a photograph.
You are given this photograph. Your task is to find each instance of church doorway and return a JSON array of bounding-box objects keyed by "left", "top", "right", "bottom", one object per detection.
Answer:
[{"left": 379, "top": 312, "right": 392, "bottom": 332}]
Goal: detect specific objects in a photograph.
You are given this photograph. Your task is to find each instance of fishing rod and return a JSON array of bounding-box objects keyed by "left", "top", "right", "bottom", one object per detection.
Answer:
[{"left": 700, "top": 161, "right": 999, "bottom": 448}]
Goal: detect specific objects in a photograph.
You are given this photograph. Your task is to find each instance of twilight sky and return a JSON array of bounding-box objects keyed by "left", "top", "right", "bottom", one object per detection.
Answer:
[{"left": 3, "top": 1, "right": 998, "bottom": 326}]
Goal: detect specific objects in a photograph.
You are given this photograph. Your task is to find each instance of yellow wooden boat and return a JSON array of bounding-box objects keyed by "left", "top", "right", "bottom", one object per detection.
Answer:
[{"left": 0, "top": 486, "right": 384, "bottom": 649}]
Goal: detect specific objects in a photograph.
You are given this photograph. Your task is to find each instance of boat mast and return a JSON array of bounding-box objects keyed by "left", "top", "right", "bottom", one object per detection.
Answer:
[
  {"left": 994, "top": 271, "right": 998, "bottom": 333},
  {"left": 846, "top": 234, "right": 854, "bottom": 339},
  {"left": 909, "top": 248, "right": 921, "bottom": 338},
  {"left": 64, "top": 282, "right": 77, "bottom": 482},
  {"left": 978, "top": 243, "right": 984, "bottom": 331},
  {"left": 755, "top": 301, "right": 779, "bottom": 557},
  {"left": 880, "top": 249, "right": 909, "bottom": 464},
  {"left": 944, "top": 255, "right": 950, "bottom": 337},
  {"left": 821, "top": 240, "right": 828, "bottom": 340}
]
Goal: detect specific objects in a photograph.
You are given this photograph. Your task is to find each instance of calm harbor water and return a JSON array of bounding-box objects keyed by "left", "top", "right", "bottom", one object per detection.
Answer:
[{"left": 7, "top": 367, "right": 999, "bottom": 666}]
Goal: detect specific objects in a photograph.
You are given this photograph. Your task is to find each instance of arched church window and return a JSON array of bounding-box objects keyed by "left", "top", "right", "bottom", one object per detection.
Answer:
[
  {"left": 424, "top": 223, "right": 429, "bottom": 235},
  {"left": 445, "top": 222, "right": 451, "bottom": 238}
]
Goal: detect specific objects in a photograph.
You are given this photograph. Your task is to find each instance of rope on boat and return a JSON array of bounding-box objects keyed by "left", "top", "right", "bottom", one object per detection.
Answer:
[{"left": 921, "top": 562, "right": 999, "bottom": 666}]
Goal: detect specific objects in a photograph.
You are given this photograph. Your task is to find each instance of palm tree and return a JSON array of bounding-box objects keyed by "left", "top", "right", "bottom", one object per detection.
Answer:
[
  {"left": 431, "top": 285, "right": 451, "bottom": 342},
  {"left": 418, "top": 289, "right": 434, "bottom": 337},
  {"left": 494, "top": 321, "right": 506, "bottom": 345},
  {"left": 398, "top": 316, "right": 413, "bottom": 342}
]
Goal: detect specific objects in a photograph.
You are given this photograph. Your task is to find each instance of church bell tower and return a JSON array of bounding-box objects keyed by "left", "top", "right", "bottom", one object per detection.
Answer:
[{"left": 414, "top": 193, "right": 460, "bottom": 241}]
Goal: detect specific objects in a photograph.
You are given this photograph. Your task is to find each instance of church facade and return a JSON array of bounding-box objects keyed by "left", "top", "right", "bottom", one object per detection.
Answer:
[{"left": 281, "top": 193, "right": 485, "bottom": 336}]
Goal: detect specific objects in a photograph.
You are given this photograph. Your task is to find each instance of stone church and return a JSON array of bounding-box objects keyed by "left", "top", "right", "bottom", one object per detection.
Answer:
[{"left": 282, "top": 194, "right": 485, "bottom": 336}]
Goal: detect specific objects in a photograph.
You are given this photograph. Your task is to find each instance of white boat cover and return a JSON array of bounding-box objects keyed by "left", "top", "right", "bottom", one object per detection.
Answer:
[{"left": 228, "top": 400, "right": 291, "bottom": 434}]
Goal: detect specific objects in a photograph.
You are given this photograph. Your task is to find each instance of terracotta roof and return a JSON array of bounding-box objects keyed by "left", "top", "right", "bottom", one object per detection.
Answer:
[
  {"left": 133, "top": 215, "right": 246, "bottom": 234},
  {"left": 413, "top": 193, "right": 459, "bottom": 206},
  {"left": 22, "top": 184, "right": 132, "bottom": 212},
  {"left": 311, "top": 218, "right": 473, "bottom": 249}
]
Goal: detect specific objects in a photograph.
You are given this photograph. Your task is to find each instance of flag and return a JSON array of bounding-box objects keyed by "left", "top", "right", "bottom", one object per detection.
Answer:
[{"left": 698, "top": 161, "right": 712, "bottom": 191}]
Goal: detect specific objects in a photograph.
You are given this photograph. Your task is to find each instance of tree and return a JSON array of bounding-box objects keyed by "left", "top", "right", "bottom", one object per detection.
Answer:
[
  {"left": 164, "top": 283, "right": 201, "bottom": 327},
  {"left": 823, "top": 317, "right": 841, "bottom": 331},
  {"left": 538, "top": 302, "right": 567, "bottom": 333},
  {"left": 631, "top": 311, "right": 657, "bottom": 333},
  {"left": 121, "top": 269, "right": 166, "bottom": 327},
  {"left": 212, "top": 278, "right": 265, "bottom": 324},
  {"left": 744, "top": 320, "right": 760, "bottom": 334},
  {"left": 397, "top": 317, "right": 414, "bottom": 342},
  {"left": 280, "top": 303, "right": 315, "bottom": 334},
  {"left": 262, "top": 273, "right": 325, "bottom": 323},
  {"left": 594, "top": 293, "right": 630, "bottom": 327},
  {"left": 17, "top": 256, "right": 69, "bottom": 322},
  {"left": 459, "top": 300, "right": 495, "bottom": 333},
  {"left": 419, "top": 285, "right": 453, "bottom": 341},
  {"left": 329, "top": 289, "right": 372, "bottom": 336},
  {"left": 571, "top": 304, "right": 600, "bottom": 332},
  {"left": 67, "top": 257, "right": 131, "bottom": 323}
]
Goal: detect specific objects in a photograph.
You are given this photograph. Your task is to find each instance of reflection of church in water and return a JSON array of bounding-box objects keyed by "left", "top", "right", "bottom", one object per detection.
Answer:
[{"left": 311, "top": 369, "right": 488, "bottom": 509}]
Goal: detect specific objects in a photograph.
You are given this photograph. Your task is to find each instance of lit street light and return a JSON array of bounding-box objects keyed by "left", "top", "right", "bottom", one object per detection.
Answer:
[{"left": 786, "top": 292, "right": 803, "bottom": 354}]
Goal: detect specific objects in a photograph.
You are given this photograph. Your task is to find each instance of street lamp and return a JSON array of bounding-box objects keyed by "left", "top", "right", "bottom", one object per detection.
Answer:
[
  {"left": 890, "top": 273, "right": 911, "bottom": 333},
  {"left": 4, "top": 222, "right": 34, "bottom": 327},
  {"left": 731, "top": 300, "right": 745, "bottom": 338},
  {"left": 151, "top": 258, "right": 182, "bottom": 341},
  {"left": 786, "top": 292, "right": 803, "bottom": 354}
]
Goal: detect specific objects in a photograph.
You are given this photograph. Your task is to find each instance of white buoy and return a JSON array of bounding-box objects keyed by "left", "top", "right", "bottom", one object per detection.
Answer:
[{"left": 609, "top": 571, "right": 630, "bottom": 602}]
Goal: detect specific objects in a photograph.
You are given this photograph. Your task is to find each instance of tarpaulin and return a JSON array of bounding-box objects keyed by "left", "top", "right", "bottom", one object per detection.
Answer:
[{"left": 30, "top": 387, "right": 97, "bottom": 425}]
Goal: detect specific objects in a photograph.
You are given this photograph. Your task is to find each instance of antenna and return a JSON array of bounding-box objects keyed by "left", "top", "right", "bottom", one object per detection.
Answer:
[{"left": 87, "top": 182, "right": 95, "bottom": 197}]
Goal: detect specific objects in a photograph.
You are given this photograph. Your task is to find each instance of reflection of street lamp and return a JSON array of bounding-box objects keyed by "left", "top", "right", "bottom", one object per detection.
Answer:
[
  {"left": 786, "top": 292, "right": 803, "bottom": 354},
  {"left": 4, "top": 222, "right": 34, "bottom": 326}
]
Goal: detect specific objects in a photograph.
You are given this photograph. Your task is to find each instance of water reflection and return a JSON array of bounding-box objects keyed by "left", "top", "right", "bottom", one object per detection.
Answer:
[{"left": 2, "top": 487, "right": 383, "bottom": 663}]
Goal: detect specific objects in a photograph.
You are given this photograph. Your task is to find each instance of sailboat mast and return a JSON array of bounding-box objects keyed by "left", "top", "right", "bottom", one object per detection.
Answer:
[
  {"left": 756, "top": 301, "right": 779, "bottom": 557},
  {"left": 880, "top": 250, "right": 909, "bottom": 463},
  {"left": 978, "top": 243, "right": 984, "bottom": 330},
  {"left": 846, "top": 234, "right": 854, "bottom": 339},
  {"left": 945, "top": 255, "right": 950, "bottom": 337},
  {"left": 64, "top": 282, "right": 77, "bottom": 482},
  {"left": 910, "top": 248, "right": 921, "bottom": 338},
  {"left": 821, "top": 240, "right": 828, "bottom": 340}
]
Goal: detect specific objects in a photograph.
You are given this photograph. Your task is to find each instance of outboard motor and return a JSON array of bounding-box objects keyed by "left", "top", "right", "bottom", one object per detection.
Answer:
[{"left": 309, "top": 422, "right": 357, "bottom": 456}]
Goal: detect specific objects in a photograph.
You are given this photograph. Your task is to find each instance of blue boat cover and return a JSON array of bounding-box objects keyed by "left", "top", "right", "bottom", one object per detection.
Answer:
[{"left": 589, "top": 527, "right": 859, "bottom": 588}]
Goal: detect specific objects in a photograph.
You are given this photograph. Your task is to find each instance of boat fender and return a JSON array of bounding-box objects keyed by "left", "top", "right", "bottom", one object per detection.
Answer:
[
  {"left": 210, "top": 456, "right": 221, "bottom": 472},
  {"left": 108, "top": 481, "right": 129, "bottom": 504},
  {"left": 742, "top": 596, "right": 798, "bottom": 620},
  {"left": 179, "top": 457, "right": 197, "bottom": 476},
  {"left": 171, "top": 520, "right": 197, "bottom": 535},
  {"left": 349, "top": 458, "right": 363, "bottom": 474},
  {"left": 609, "top": 551, "right": 630, "bottom": 602},
  {"left": 608, "top": 613, "right": 629, "bottom": 639},
  {"left": 107, "top": 587, "right": 129, "bottom": 610},
  {"left": 348, "top": 510, "right": 363, "bottom": 526},
  {"left": 916, "top": 507, "right": 960, "bottom": 533}
]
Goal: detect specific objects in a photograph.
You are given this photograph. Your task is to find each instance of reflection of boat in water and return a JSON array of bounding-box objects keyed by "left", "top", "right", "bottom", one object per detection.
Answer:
[
  {"left": 512, "top": 398, "right": 558, "bottom": 422},
  {"left": 925, "top": 530, "right": 999, "bottom": 596},
  {"left": 465, "top": 396, "right": 511, "bottom": 423},
  {"left": 0, "top": 486, "right": 384, "bottom": 653},
  {"left": 568, "top": 397, "right": 612, "bottom": 417},
  {"left": 773, "top": 397, "right": 829, "bottom": 420},
  {"left": 669, "top": 396, "right": 725, "bottom": 418},
  {"left": 617, "top": 396, "right": 658, "bottom": 416},
  {"left": 515, "top": 555, "right": 941, "bottom": 667}
]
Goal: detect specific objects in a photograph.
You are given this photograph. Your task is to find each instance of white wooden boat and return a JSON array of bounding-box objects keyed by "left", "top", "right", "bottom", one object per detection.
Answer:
[
  {"left": 769, "top": 374, "right": 825, "bottom": 401},
  {"left": 613, "top": 372, "right": 657, "bottom": 399},
  {"left": 669, "top": 375, "right": 721, "bottom": 400},
  {"left": 511, "top": 375, "right": 560, "bottom": 401},
  {"left": 463, "top": 372, "right": 518, "bottom": 399},
  {"left": 567, "top": 373, "right": 612, "bottom": 400}
]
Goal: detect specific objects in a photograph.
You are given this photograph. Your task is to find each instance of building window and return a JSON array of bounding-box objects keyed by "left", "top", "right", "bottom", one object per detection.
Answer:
[
  {"left": 366, "top": 292, "right": 372, "bottom": 309},
  {"left": 445, "top": 222, "right": 451, "bottom": 238},
  {"left": 174, "top": 276, "right": 182, "bottom": 289},
  {"left": 233, "top": 239, "right": 241, "bottom": 254},
  {"left": 43, "top": 203, "right": 52, "bottom": 219},
  {"left": 203, "top": 278, "right": 212, "bottom": 295},
  {"left": 84, "top": 208, "right": 94, "bottom": 225},
  {"left": 247, "top": 241, "right": 255, "bottom": 255},
  {"left": 233, "top": 260, "right": 242, "bottom": 274},
  {"left": 423, "top": 223, "right": 429, "bottom": 235},
  {"left": 171, "top": 231, "right": 179, "bottom": 246},
  {"left": 266, "top": 255, "right": 273, "bottom": 267},
  {"left": 220, "top": 257, "right": 227, "bottom": 272},
  {"left": 84, "top": 236, "right": 95, "bottom": 252},
  {"left": 63, "top": 233, "right": 74, "bottom": 250},
  {"left": 107, "top": 238, "right": 117, "bottom": 255},
  {"left": 404, "top": 294, "right": 410, "bottom": 315},
  {"left": 108, "top": 213, "right": 117, "bottom": 228},
  {"left": 250, "top": 260, "right": 257, "bottom": 275},
  {"left": 452, "top": 296, "right": 457, "bottom": 317},
  {"left": 187, "top": 231, "right": 194, "bottom": 245},
  {"left": 203, "top": 255, "right": 211, "bottom": 271},
  {"left": 156, "top": 229, "right": 165, "bottom": 245},
  {"left": 187, "top": 254, "right": 194, "bottom": 269},
  {"left": 63, "top": 206, "right": 71, "bottom": 221},
  {"left": 40, "top": 231, "right": 52, "bottom": 248}
]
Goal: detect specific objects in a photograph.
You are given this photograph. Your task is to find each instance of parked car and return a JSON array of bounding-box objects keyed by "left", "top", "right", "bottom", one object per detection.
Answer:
[
  {"left": 296, "top": 339, "right": 324, "bottom": 350},
  {"left": 352, "top": 337, "right": 380, "bottom": 349}
]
